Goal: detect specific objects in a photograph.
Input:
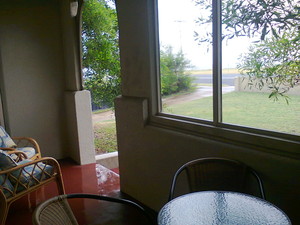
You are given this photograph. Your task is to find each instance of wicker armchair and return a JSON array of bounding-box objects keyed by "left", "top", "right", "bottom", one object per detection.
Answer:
[
  {"left": 0, "top": 150, "right": 65, "bottom": 225},
  {"left": 0, "top": 126, "right": 41, "bottom": 160}
]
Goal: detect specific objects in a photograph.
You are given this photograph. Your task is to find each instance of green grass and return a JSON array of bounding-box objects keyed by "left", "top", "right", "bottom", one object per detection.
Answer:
[
  {"left": 164, "top": 92, "right": 300, "bottom": 135},
  {"left": 93, "top": 108, "right": 113, "bottom": 114},
  {"left": 93, "top": 92, "right": 300, "bottom": 155},
  {"left": 94, "top": 121, "right": 117, "bottom": 154}
]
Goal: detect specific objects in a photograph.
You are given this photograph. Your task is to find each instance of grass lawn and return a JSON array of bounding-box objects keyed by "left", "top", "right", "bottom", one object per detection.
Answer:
[
  {"left": 164, "top": 92, "right": 300, "bottom": 135},
  {"left": 94, "top": 91, "right": 300, "bottom": 154},
  {"left": 94, "top": 120, "right": 117, "bottom": 154}
]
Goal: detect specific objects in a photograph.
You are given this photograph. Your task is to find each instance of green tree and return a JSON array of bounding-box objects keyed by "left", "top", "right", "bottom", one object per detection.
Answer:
[
  {"left": 194, "top": 0, "right": 300, "bottom": 100},
  {"left": 195, "top": 0, "right": 300, "bottom": 42},
  {"left": 160, "top": 46, "right": 193, "bottom": 96},
  {"left": 82, "top": 0, "right": 120, "bottom": 108},
  {"left": 237, "top": 29, "right": 300, "bottom": 101}
]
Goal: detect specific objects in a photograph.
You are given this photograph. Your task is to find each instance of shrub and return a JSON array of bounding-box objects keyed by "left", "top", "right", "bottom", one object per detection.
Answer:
[{"left": 160, "top": 46, "right": 193, "bottom": 96}]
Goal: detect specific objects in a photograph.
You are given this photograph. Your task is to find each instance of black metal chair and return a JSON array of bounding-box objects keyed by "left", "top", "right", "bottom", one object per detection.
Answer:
[
  {"left": 32, "top": 193, "right": 155, "bottom": 225},
  {"left": 168, "top": 157, "right": 265, "bottom": 201}
]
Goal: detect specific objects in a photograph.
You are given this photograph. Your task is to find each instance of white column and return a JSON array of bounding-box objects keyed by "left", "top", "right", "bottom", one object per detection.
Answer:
[{"left": 65, "top": 90, "right": 95, "bottom": 165}]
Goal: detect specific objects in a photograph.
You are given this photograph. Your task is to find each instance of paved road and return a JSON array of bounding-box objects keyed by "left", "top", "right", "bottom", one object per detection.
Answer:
[{"left": 191, "top": 73, "right": 240, "bottom": 86}]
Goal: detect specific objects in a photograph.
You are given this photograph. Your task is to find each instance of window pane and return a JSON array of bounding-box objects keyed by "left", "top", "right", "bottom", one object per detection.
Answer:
[
  {"left": 221, "top": 0, "right": 300, "bottom": 135},
  {"left": 158, "top": 0, "right": 213, "bottom": 121}
]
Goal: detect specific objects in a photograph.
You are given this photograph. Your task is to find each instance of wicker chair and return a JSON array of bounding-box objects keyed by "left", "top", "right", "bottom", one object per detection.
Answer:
[
  {"left": 0, "top": 150, "right": 65, "bottom": 225},
  {"left": 0, "top": 126, "right": 41, "bottom": 160},
  {"left": 32, "top": 193, "right": 155, "bottom": 225},
  {"left": 168, "top": 157, "right": 265, "bottom": 201}
]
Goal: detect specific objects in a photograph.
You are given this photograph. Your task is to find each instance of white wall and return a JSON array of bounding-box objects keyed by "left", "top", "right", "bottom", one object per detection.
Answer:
[
  {"left": 0, "top": 0, "right": 66, "bottom": 158},
  {"left": 0, "top": 0, "right": 95, "bottom": 164},
  {"left": 115, "top": 0, "right": 300, "bottom": 223}
]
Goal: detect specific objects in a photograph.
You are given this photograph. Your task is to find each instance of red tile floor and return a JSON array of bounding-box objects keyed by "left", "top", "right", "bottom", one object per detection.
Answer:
[{"left": 6, "top": 158, "right": 156, "bottom": 225}]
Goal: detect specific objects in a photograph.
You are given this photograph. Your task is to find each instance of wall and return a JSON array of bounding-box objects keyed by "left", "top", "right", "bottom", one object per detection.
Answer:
[
  {"left": 0, "top": 0, "right": 66, "bottom": 158},
  {"left": 115, "top": 0, "right": 300, "bottom": 223},
  {"left": 0, "top": 0, "right": 95, "bottom": 164}
]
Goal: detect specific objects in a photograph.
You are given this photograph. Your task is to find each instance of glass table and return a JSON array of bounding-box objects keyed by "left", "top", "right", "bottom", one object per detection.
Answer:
[{"left": 158, "top": 191, "right": 291, "bottom": 225}]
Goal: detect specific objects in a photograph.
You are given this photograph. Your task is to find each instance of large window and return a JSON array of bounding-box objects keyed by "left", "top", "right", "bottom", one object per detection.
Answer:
[{"left": 158, "top": 0, "right": 300, "bottom": 137}]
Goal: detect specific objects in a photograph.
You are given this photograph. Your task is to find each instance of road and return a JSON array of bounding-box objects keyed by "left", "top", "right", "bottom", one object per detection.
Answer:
[{"left": 191, "top": 73, "right": 240, "bottom": 86}]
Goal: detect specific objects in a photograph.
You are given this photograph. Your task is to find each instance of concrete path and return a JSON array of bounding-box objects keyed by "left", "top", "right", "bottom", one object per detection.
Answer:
[
  {"left": 162, "top": 86, "right": 234, "bottom": 105},
  {"left": 92, "top": 86, "right": 235, "bottom": 123}
]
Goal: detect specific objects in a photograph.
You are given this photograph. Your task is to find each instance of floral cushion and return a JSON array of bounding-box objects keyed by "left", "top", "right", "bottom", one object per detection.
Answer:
[{"left": 0, "top": 126, "right": 17, "bottom": 148}]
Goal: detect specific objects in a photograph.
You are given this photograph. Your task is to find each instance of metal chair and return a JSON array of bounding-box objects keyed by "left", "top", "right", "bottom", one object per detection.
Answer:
[
  {"left": 32, "top": 193, "right": 155, "bottom": 225},
  {"left": 168, "top": 157, "right": 265, "bottom": 201}
]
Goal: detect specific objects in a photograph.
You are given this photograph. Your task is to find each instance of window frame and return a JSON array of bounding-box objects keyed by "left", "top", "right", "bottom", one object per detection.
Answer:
[{"left": 150, "top": 0, "right": 300, "bottom": 159}]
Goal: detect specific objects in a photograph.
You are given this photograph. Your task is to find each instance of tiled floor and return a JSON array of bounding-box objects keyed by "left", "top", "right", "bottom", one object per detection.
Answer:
[{"left": 5, "top": 158, "right": 155, "bottom": 225}]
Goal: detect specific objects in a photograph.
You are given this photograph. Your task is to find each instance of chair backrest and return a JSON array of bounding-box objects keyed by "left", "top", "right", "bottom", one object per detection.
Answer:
[
  {"left": 0, "top": 126, "right": 17, "bottom": 148},
  {"left": 33, "top": 195, "right": 78, "bottom": 225},
  {"left": 168, "top": 157, "right": 265, "bottom": 201},
  {"left": 33, "top": 193, "right": 155, "bottom": 225}
]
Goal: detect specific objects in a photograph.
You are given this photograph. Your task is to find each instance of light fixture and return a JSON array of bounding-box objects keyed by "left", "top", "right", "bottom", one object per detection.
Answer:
[{"left": 70, "top": 0, "right": 78, "bottom": 17}]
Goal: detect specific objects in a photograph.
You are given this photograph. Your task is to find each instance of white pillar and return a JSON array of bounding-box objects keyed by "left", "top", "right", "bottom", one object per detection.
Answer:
[{"left": 65, "top": 90, "right": 95, "bottom": 165}]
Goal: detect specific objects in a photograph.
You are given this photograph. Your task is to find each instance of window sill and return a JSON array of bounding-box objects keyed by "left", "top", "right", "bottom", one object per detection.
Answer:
[{"left": 149, "top": 113, "right": 300, "bottom": 159}]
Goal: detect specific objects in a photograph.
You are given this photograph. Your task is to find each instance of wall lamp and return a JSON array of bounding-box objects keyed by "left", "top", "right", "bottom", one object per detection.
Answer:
[{"left": 70, "top": 0, "right": 78, "bottom": 17}]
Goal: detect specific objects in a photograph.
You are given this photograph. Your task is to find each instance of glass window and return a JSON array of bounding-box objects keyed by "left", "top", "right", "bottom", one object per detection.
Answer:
[{"left": 158, "top": 0, "right": 300, "bottom": 136}]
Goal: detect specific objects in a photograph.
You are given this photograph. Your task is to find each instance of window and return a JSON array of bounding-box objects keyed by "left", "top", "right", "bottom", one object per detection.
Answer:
[{"left": 157, "top": 0, "right": 300, "bottom": 138}]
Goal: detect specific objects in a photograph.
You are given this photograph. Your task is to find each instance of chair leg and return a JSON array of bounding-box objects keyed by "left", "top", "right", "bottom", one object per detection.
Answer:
[
  {"left": 26, "top": 191, "right": 39, "bottom": 211},
  {"left": 56, "top": 174, "right": 66, "bottom": 195},
  {"left": 27, "top": 193, "right": 32, "bottom": 211}
]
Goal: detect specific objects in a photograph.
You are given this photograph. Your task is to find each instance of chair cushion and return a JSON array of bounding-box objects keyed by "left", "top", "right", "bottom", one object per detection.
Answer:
[
  {"left": 16, "top": 147, "right": 36, "bottom": 159},
  {"left": 0, "top": 169, "right": 14, "bottom": 198},
  {"left": 0, "top": 149, "right": 21, "bottom": 186},
  {"left": 0, "top": 150, "right": 18, "bottom": 198},
  {"left": 0, "top": 151, "right": 53, "bottom": 196},
  {"left": 0, "top": 150, "right": 18, "bottom": 169},
  {"left": 9, "top": 147, "right": 36, "bottom": 161},
  {"left": 21, "top": 162, "right": 53, "bottom": 185},
  {"left": 0, "top": 126, "right": 17, "bottom": 148}
]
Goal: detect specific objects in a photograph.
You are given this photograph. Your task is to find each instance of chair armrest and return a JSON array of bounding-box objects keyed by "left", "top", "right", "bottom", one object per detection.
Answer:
[
  {"left": 6, "top": 150, "right": 28, "bottom": 162},
  {"left": 11, "top": 137, "right": 41, "bottom": 159},
  {"left": 0, "top": 157, "right": 63, "bottom": 198},
  {"left": 3, "top": 157, "right": 61, "bottom": 173},
  {"left": 0, "top": 147, "right": 16, "bottom": 151},
  {"left": 0, "top": 148, "right": 29, "bottom": 162}
]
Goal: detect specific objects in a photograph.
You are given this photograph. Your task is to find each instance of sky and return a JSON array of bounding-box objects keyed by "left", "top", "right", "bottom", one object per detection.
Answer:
[{"left": 157, "top": 0, "right": 254, "bottom": 70}]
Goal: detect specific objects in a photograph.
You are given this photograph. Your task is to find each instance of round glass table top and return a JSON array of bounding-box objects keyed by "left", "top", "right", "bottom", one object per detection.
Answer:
[{"left": 158, "top": 191, "right": 291, "bottom": 225}]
